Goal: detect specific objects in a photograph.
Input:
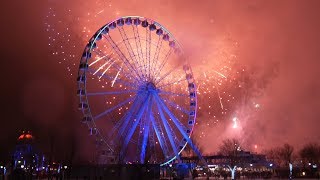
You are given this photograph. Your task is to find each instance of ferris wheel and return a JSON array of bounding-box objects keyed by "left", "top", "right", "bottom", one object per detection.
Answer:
[{"left": 77, "top": 16, "right": 201, "bottom": 165}]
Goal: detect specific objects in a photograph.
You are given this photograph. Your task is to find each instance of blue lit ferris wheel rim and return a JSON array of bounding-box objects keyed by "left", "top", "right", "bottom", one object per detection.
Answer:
[{"left": 77, "top": 16, "right": 198, "bottom": 166}]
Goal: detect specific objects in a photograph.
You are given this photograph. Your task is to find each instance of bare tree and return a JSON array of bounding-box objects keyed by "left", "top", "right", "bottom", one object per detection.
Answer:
[
  {"left": 264, "top": 147, "right": 282, "bottom": 166},
  {"left": 299, "top": 143, "right": 320, "bottom": 166},
  {"left": 218, "top": 138, "right": 242, "bottom": 180},
  {"left": 278, "top": 143, "right": 294, "bottom": 179},
  {"left": 279, "top": 144, "right": 294, "bottom": 165}
]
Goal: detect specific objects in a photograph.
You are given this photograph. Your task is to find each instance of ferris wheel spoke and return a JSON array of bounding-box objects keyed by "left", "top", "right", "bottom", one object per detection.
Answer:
[
  {"left": 155, "top": 63, "right": 183, "bottom": 85},
  {"left": 103, "top": 34, "right": 143, "bottom": 81},
  {"left": 153, "top": 48, "right": 172, "bottom": 80},
  {"left": 162, "top": 98, "right": 190, "bottom": 115},
  {"left": 92, "top": 49, "right": 140, "bottom": 83},
  {"left": 154, "top": 93, "right": 204, "bottom": 161},
  {"left": 87, "top": 90, "right": 137, "bottom": 96},
  {"left": 157, "top": 77, "right": 187, "bottom": 89},
  {"left": 155, "top": 94, "right": 187, "bottom": 132},
  {"left": 131, "top": 25, "right": 143, "bottom": 75},
  {"left": 87, "top": 68, "right": 139, "bottom": 89},
  {"left": 150, "top": 108, "right": 170, "bottom": 159},
  {"left": 132, "top": 25, "right": 148, "bottom": 79},
  {"left": 146, "top": 28, "right": 152, "bottom": 80},
  {"left": 120, "top": 94, "right": 151, "bottom": 161},
  {"left": 107, "top": 95, "right": 140, "bottom": 141},
  {"left": 118, "top": 97, "right": 145, "bottom": 137},
  {"left": 94, "top": 96, "right": 136, "bottom": 121},
  {"left": 150, "top": 36, "right": 163, "bottom": 81},
  {"left": 117, "top": 26, "right": 145, "bottom": 79},
  {"left": 154, "top": 95, "right": 181, "bottom": 162},
  {"left": 157, "top": 94, "right": 187, "bottom": 130}
]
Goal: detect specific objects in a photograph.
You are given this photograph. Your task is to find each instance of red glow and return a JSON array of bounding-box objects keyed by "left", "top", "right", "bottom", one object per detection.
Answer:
[{"left": 18, "top": 132, "right": 34, "bottom": 140}]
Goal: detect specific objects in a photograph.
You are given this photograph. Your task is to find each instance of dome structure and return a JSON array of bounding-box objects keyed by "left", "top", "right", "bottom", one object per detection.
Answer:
[
  {"left": 18, "top": 131, "right": 34, "bottom": 140},
  {"left": 17, "top": 131, "right": 34, "bottom": 144},
  {"left": 13, "top": 131, "right": 46, "bottom": 172}
]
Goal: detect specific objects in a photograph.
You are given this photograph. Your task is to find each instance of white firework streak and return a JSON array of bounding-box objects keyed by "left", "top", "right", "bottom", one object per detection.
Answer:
[
  {"left": 98, "top": 61, "right": 115, "bottom": 79},
  {"left": 89, "top": 54, "right": 109, "bottom": 66},
  {"left": 111, "top": 63, "right": 123, "bottom": 87},
  {"left": 213, "top": 70, "right": 227, "bottom": 79},
  {"left": 174, "top": 75, "right": 184, "bottom": 85},
  {"left": 93, "top": 57, "right": 113, "bottom": 75},
  {"left": 215, "top": 81, "right": 224, "bottom": 110},
  {"left": 197, "top": 84, "right": 201, "bottom": 95},
  {"left": 96, "top": 9, "right": 104, "bottom": 15}
]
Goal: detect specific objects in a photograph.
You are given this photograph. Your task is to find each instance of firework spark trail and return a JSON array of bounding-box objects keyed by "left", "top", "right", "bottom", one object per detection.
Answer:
[
  {"left": 215, "top": 81, "right": 224, "bottom": 110},
  {"left": 213, "top": 70, "right": 227, "bottom": 79},
  {"left": 174, "top": 75, "right": 184, "bottom": 85},
  {"left": 98, "top": 61, "right": 115, "bottom": 79},
  {"left": 89, "top": 55, "right": 109, "bottom": 66},
  {"left": 93, "top": 58, "right": 113, "bottom": 75},
  {"left": 111, "top": 64, "right": 123, "bottom": 87},
  {"left": 96, "top": 10, "right": 104, "bottom": 15}
]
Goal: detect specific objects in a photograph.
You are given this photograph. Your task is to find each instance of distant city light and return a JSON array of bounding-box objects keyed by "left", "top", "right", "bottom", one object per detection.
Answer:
[
  {"left": 250, "top": 164, "right": 253, "bottom": 167},
  {"left": 21, "top": 165, "right": 25, "bottom": 168},
  {"left": 269, "top": 163, "right": 273, "bottom": 167}
]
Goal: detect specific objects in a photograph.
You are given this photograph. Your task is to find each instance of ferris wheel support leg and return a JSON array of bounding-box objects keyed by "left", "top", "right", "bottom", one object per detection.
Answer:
[
  {"left": 154, "top": 94, "right": 207, "bottom": 166},
  {"left": 120, "top": 94, "right": 150, "bottom": 162},
  {"left": 150, "top": 110, "right": 169, "bottom": 159},
  {"left": 154, "top": 95, "right": 181, "bottom": 163},
  {"left": 140, "top": 101, "right": 152, "bottom": 163}
]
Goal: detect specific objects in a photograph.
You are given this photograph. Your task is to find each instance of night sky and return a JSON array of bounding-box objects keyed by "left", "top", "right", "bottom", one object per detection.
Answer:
[{"left": 1, "top": 0, "right": 320, "bottom": 163}]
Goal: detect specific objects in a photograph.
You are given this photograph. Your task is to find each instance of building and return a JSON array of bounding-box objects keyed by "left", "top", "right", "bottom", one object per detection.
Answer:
[
  {"left": 12, "top": 131, "right": 46, "bottom": 172},
  {"left": 179, "top": 150, "right": 274, "bottom": 178}
]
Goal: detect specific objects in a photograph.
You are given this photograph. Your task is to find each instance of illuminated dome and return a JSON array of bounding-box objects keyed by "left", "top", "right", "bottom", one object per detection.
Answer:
[
  {"left": 13, "top": 131, "right": 46, "bottom": 172},
  {"left": 17, "top": 131, "right": 34, "bottom": 141}
]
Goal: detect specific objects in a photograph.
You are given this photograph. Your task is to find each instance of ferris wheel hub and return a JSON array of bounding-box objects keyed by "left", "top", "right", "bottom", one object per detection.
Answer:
[{"left": 138, "top": 82, "right": 158, "bottom": 94}]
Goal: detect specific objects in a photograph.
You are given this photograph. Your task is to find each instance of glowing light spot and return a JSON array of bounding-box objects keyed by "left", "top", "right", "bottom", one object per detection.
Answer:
[{"left": 232, "top": 117, "right": 238, "bottom": 129}]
